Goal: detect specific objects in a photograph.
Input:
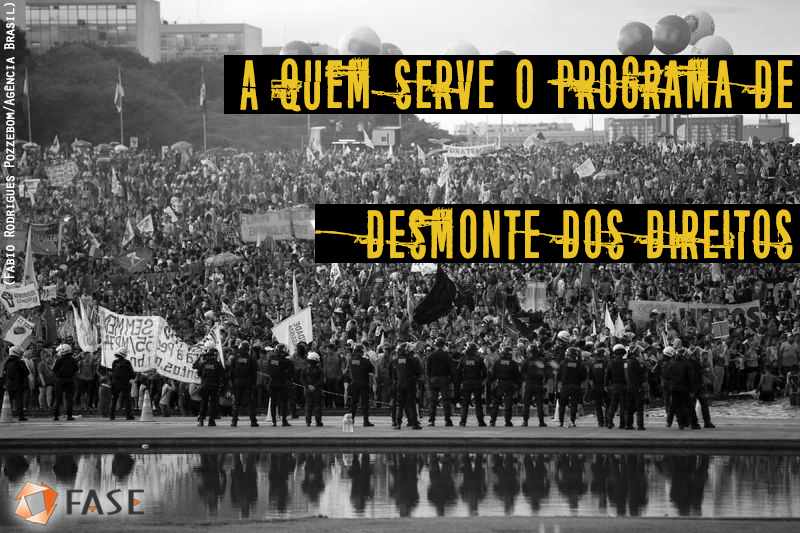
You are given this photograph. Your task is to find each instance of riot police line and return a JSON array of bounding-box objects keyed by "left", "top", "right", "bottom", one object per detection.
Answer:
[{"left": 182, "top": 331, "right": 716, "bottom": 431}]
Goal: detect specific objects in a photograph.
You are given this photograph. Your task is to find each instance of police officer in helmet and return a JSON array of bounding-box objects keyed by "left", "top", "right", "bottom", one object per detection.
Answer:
[
  {"left": 267, "top": 343, "right": 295, "bottom": 426},
  {"left": 229, "top": 340, "right": 259, "bottom": 427},
  {"left": 557, "top": 347, "right": 588, "bottom": 428},
  {"left": 489, "top": 346, "right": 521, "bottom": 427},
  {"left": 301, "top": 351, "right": 325, "bottom": 426},
  {"left": 197, "top": 342, "right": 225, "bottom": 427},
  {"left": 456, "top": 342, "right": 487, "bottom": 427},
  {"left": 604, "top": 344, "right": 628, "bottom": 429},
  {"left": 392, "top": 342, "right": 423, "bottom": 430},
  {"left": 521, "top": 344, "right": 548, "bottom": 427}
]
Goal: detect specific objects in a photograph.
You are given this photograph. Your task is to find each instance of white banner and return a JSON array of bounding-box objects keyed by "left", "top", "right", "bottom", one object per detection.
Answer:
[
  {"left": 271, "top": 307, "right": 313, "bottom": 355},
  {"left": 98, "top": 307, "right": 161, "bottom": 371},
  {"left": 3, "top": 315, "right": 34, "bottom": 347},
  {"left": 411, "top": 263, "right": 437, "bottom": 275},
  {"left": 0, "top": 283, "right": 41, "bottom": 313},
  {"left": 240, "top": 207, "right": 316, "bottom": 242},
  {"left": 442, "top": 143, "right": 497, "bottom": 158},
  {"left": 575, "top": 158, "right": 596, "bottom": 178},
  {"left": 44, "top": 161, "right": 79, "bottom": 188},
  {"left": 521, "top": 281, "right": 548, "bottom": 312}
]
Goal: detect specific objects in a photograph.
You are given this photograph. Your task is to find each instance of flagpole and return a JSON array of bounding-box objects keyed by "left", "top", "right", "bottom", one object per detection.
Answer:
[
  {"left": 118, "top": 67, "right": 124, "bottom": 145},
  {"left": 201, "top": 66, "right": 207, "bottom": 152},
  {"left": 25, "top": 69, "right": 32, "bottom": 142}
]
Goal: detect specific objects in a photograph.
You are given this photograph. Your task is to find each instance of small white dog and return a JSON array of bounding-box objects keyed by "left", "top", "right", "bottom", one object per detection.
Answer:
[{"left": 342, "top": 413, "right": 353, "bottom": 433}]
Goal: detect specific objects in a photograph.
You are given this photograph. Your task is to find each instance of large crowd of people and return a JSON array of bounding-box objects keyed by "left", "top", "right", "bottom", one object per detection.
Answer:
[{"left": 2, "top": 134, "right": 800, "bottom": 429}]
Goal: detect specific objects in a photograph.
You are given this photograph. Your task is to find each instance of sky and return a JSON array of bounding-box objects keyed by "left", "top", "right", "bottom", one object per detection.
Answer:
[{"left": 161, "top": 0, "right": 799, "bottom": 138}]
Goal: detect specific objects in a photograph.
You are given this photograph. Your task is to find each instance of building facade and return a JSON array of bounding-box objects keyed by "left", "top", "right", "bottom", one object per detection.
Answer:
[
  {"left": 605, "top": 114, "right": 744, "bottom": 144},
  {"left": 742, "top": 117, "right": 790, "bottom": 142},
  {"left": 160, "top": 23, "right": 262, "bottom": 61},
  {"left": 454, "top": 122, "right": 605, "bottom": 146},
  {"left": 19, "top": 0, "right": 161, "bottom": 63}
]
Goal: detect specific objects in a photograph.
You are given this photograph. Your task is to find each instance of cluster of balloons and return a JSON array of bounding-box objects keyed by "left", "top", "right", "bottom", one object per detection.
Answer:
[
  {"left": 277, "top": 26, "right": 511, "bottom": 56},
  {"left": 616, "top": 9, "right": 733, "bottom": 56}
]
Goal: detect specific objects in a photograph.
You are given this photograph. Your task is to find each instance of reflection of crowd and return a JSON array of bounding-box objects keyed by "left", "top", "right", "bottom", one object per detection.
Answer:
[
  {"left": 2, "top": 138, "right": 800, "bottom": 424},
  {"left": 4, "top": 452, "right": 797, "bottom": 518}
]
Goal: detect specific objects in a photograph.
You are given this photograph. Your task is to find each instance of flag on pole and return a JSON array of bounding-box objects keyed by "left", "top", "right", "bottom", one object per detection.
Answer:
[
  {"left": 580, "top": 263, "right": 592, "bottom": 289},
  {"left": 416, "top": 144, "right": 426, "bottom": 163},
  {"left": 86, "top": 227, "right": 102, "bottom": 258},
  {"left": 387, "top": 143, "right": 393, "bottom": 159},
  {"left": 604, "top": 304, "right": 616, "bottom": 337},
  {"left": 412, "top": 267, "right": 458, "bottom": 324},
  {"left": 114, "top": 68, "right": 124, "bottom": 113},
  {"left": 615, "top": 313, "right": 626, "bottom": 338},
  {"left": 330, "top": 263, "right": 341, "bottom": 286},
  {"left": 121, "top": 217, "right": 136, "bottom": 248},
  {"left": 163, "top": 206, "right": 178, "bottom": 222},
  {"left": 522, "top": 135, "right": 535, "bottom": 150},
  {"left": 406, "top": 284, "right": 415, "bottom": 317},
  {"left": 437, "top": 157, "right": 450, "bottom": 187},
  {"left": 23, "top": 227, "right": 37, "bottom": 286},
  {"left": 136, "top": 214, "right": 154, "bottom": 236},
  {"left": 343, "top": 144, "right": 351, "bottom": 156},
  {"left": 200, "top": 67, "right": 207, "bottom": 112},
  {"left": 220, "top": 301, "right": 239, "bottom": 325},
  {"left": 592, "top": 320, "right": 597, "bottom": 337},
  {"left": 363, "top": 130, "right": 374, "bottom": 149},
  {"left": 23, "top": 69, "right": 29, "bottom": 97},
  {"left": 306, "top": 146, "right": 316, "bottom": 162},
  {"left": 293, "top": 271, "right": 300, "bottom": 314},
  {"left": 48, "top": 135, "right": 60, "bottom": 154}
]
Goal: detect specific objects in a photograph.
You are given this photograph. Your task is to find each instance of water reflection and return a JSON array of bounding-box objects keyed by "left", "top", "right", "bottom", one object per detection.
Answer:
[{"left": 1, "top": 451, "right": 799, "bottom": 522}]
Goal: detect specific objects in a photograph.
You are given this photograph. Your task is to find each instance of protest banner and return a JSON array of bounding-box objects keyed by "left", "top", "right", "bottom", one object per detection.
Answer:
[
  {"left": 575, "top": 158, "right": 596, "bottom": 178},
  {"left": 28, "top": 223, "right": 61, "bottom": 255},
  {"left": 154, "top": 322, "right": 199, "bottom": 383},
  {"left": 521, "top": 281, "right": 548, "bottom": 312},
  {"left": 0, "top": 283, "right": 42, "bottom": 313},
  {"left": 98, "top": 307, "right": 161, "bottom": 371},
  {"left": 44, "top": 161, "right": 79, "bottom": 188},
  {"left": 2, "top": 315, "right": 35, "bottom": 347},
  {"left": 712, "top": 321, "right": 731, "bottom": 339},
  {"left": 442, "top": 143, "right": 497, "bottom": 158},
  {"left": 628, "top": 300, "right": 762, "bottom": 328},
  {"left": 271, "top": 307, "right": 313, "bottom": 355},
  {"left": 240, "top": 207, "right": 316, "bottom": 242}
]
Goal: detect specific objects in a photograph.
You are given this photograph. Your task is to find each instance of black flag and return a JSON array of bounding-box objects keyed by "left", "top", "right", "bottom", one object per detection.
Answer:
[{"left": 413, "top": 266, "right": 458, "bottom": 324}]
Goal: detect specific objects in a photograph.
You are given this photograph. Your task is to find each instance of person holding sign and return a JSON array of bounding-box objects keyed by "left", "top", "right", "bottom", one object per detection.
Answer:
[
  {"left": 109, "top": 347, "right": 135, "bottom": 421},
  {"left": 229, "top": 341, "right": 259, "bottom": 428},
  {"left": 267, "top": 344, "right": 294, "bottom": 427},
  {"left": 195, "top": 344, "right": 226, "bottom": 427}
]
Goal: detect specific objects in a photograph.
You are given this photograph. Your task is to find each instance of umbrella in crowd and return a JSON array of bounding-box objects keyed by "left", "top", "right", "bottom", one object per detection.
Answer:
[
  {"left": 72, "top": 139, "right": 92, "bottom": 149},
  {"left": 171, "top": 141, "right": 192, "bottom": 152},
  {"left": 615, "top": 135, "right": 637, "bottom": 144},
  {"left": 96, "top": 143, "right": 114, "bottom": 152},
  {"left": 14, "top": 139, "right": 26, "bottom": 148},
  {"left": 22, "top": 142, "right": 40, "bottom": 151},
  {"left": 114, "top": 145, "right": 129, "bottom": 153},
  {"left": 773, "top": 136, "right": 795, "bottom": 144}
]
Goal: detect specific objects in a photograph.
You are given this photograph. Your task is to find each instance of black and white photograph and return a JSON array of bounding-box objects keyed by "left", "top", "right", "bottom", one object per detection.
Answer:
[{"left": 0, "top": 0, "right": 799, "bottom": 531}]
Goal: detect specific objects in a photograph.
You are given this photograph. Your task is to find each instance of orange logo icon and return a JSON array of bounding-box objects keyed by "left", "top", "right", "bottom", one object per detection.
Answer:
[{"left": 14, "top": 482, "right": 58, "bottom": 525}]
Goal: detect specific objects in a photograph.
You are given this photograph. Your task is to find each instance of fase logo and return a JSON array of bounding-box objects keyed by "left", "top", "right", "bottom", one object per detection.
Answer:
[
  {"left": 14, "top": 482, "right": 144, "bottom": 525},
  {"left": 14, "top": 482, "right": 58, "bottom": 525}
]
